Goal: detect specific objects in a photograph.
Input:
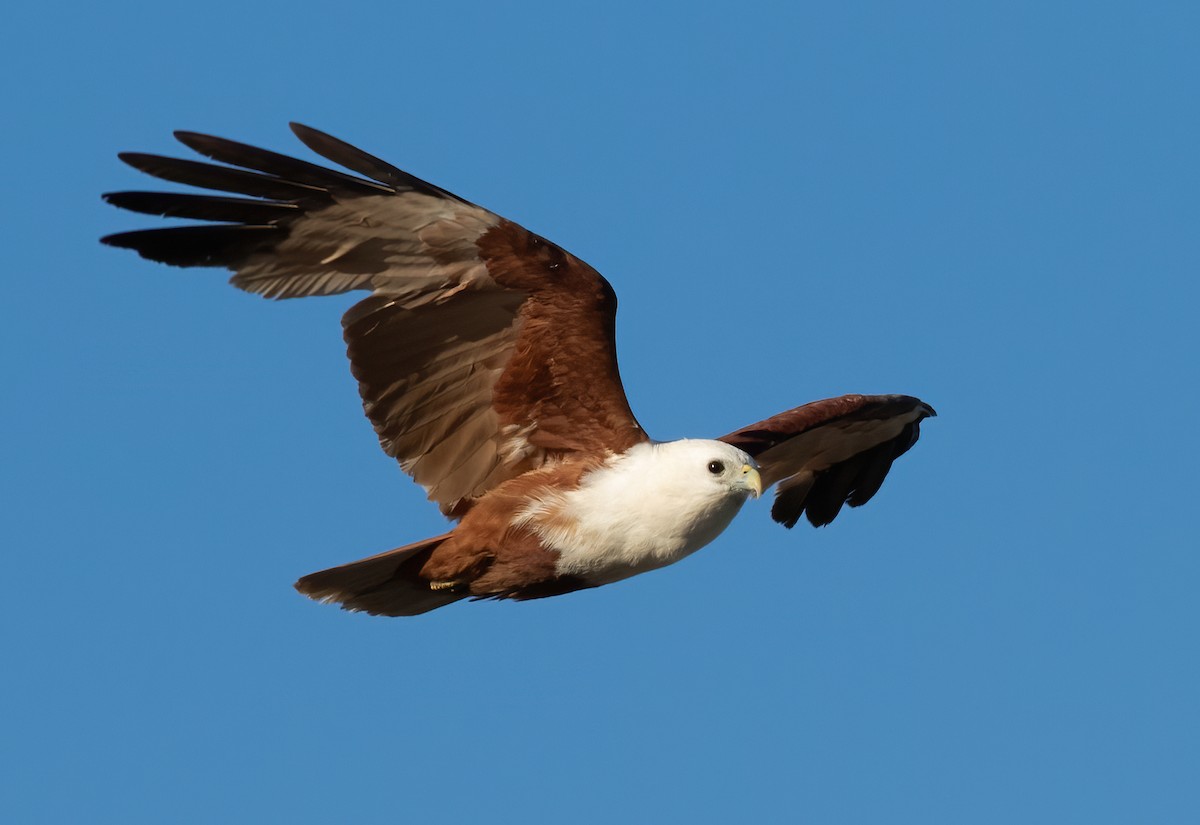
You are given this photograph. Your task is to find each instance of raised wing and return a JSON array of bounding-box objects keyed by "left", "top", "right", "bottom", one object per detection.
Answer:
[
  {"left": 103, "top": 124, "right": 647, "bottom": 517},
  {"left": 718, "top": 394, "right": 935, "bottom": 528}
]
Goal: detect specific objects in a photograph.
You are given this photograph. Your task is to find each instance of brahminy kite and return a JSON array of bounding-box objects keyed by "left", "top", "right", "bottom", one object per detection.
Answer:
[{"left": 102, "top": 124, "right": 934, "bottom": 616}]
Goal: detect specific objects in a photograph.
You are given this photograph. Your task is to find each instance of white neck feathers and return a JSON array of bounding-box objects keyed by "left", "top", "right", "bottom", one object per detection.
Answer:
[{"left": 514, "top": 440, "right": 755, "bottom": 584}]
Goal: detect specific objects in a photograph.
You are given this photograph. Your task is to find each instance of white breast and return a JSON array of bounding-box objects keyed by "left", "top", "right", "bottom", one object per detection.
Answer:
[{"left": 514, "top": 440, "right": 755, "bottom": 585}]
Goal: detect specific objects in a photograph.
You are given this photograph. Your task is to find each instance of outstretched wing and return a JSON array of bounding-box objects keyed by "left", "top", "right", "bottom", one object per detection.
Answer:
[
  {"left": 718, "top": 394, "right": 935, "bottom": 528},
  {"left": 103, "top": 124, "right": 647, "bottom": 517}
]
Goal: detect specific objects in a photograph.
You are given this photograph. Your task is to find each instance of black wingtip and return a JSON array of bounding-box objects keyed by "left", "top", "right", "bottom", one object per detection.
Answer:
[
  {"left": 286, "top": 122, "right": 473, "bottom": 203},
  {"left": 288, "top": 122, "right": 320, "bottom": 140},
  {"left": 99, "top": 229, "right": 138, "bottom": 249},
  {"left": 172, "top": 130, "right": 228, "bottom": 160},
  {"left": 890, "top": 394, "right": 937, "bottom": 419},
  {"left": 98, "top": 225, "right": 284, "bottom": 267},
  {"left": 116, "top": 151, "right": 147, "bottom": 168}
]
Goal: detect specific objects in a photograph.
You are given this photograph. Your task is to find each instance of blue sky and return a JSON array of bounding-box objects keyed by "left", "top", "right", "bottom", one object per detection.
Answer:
[{"left": 4, "top": 2, "right": 1198, "bottom": 822}]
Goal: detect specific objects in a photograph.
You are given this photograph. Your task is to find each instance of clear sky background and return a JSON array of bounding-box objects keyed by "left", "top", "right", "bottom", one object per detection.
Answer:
[{"left": 4, "top": 2, "right": 1197, "bottom": 823}]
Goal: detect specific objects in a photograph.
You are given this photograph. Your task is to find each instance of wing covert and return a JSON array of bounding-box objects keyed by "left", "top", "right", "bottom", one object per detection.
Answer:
[{"left": 718, "top": 394, "right": 935, "bottom": 528}]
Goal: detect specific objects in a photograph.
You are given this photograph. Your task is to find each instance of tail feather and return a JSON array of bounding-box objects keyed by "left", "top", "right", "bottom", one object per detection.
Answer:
[{"left": 294, "top": 532, "right": 463, "bottom": 617}]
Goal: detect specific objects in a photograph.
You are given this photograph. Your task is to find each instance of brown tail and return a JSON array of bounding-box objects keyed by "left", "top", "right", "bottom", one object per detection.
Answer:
[{"left": 294, "top": 532, "right": 463, "bottom": 617}]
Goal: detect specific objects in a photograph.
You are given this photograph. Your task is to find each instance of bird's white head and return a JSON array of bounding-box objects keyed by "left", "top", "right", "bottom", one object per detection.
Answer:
[
  {"left": 647, "top": 439, "right": 762, "bottom": 501},
  {"left": 528, "top": 439, "right": 763, "bottom": 583}
]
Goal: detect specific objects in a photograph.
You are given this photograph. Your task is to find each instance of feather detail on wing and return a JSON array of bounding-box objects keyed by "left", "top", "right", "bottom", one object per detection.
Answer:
[
  {"left": 102, "top": 124, "right": 647, "bottom": 517},
  {"left": 718, "top": 394, "right": 935, "bottom": 528}
]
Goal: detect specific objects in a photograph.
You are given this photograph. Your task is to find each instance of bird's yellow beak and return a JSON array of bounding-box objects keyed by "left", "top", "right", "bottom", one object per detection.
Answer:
[{"left": 738, "top": 464, "right": 763, "bottom": 498}]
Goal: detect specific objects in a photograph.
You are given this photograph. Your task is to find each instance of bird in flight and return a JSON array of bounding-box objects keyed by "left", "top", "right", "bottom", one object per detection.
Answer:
[{"left": 102, "top": 124, "right": 934, "bottom": 616}]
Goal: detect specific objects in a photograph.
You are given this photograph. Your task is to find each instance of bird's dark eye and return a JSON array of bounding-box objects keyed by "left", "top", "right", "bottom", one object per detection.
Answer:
[{"left": 707, "top": 460, "right": 725, "bottom": 475}]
